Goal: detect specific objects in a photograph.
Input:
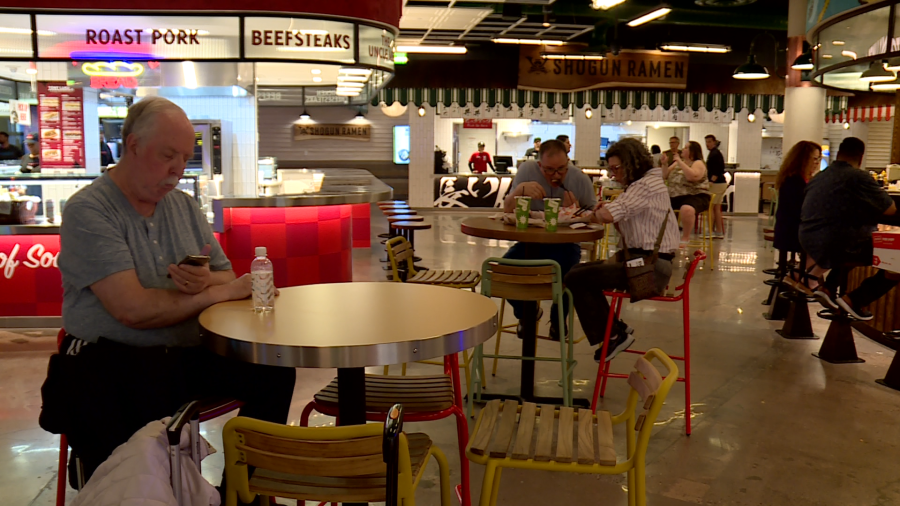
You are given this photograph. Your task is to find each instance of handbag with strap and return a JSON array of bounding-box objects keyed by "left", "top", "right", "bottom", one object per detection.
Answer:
[{"left": 616, "top": 215, "right": 670, "bottom": 303}]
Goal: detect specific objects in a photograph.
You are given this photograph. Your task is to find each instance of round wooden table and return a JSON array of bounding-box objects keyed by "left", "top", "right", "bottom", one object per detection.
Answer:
[
  {"left": 199, "top": 282, "right": 497, "bottom": 424},
  {"left": 460, "top": 216, "right": 604, "bottom": 407}
]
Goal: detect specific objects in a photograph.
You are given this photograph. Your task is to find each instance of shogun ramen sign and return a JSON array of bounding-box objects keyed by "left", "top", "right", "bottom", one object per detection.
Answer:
[
  {"left": 519, "top": 47, "right": 688, "bottom": 91},
  {"left": 293, "top": 124, "right": 371, "bottom": 141}
]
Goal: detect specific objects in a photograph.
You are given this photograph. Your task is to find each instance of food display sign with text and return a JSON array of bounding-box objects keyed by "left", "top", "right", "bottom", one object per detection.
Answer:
[
  {"left": 35, "top": 14, "right": 240, "bottom": 60},
  {"left": 519, "top": 47, "right": 689, "bottom": 91},
  {"left": 243, "top": 17, "right": 355, "bottom": 63},
  {"left": 293, "top": 124, "right": 370, "bottom": 141},
  {"left": 38, "top": 82, "right": 85, "bottom": 170},
  {"left": 358, "top": 25, "right": 394, "bottom": 70}
]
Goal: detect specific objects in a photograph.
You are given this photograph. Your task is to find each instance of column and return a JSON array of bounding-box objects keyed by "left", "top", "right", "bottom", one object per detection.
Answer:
[
  {"left": 573, "top": 106, "right": 601, "bottom": 167},
  {"left": 783, "top": 0, "right": 826, "bottom": 153},
  {"left": 407, "top": 104, "right": 435, "bottom": 208}
]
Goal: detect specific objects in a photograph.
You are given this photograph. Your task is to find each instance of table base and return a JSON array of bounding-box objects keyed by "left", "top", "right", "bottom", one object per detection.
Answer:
[{"left": 337, "top": 367, "right": 368, "bottom": 506}]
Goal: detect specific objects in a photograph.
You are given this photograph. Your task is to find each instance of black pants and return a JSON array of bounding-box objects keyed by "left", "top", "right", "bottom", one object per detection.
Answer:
[
  {"left": 59, "top": 337, "right": 296, "bottom": 483},
  {"left": 823, "top": 266, "right": 900, "bottom": 308},
  {"left": 503, "top": 242, "right": 582, "bottom": 326},
  {"left": 565, "top": 255, "right": 673, "bottom": 347}
]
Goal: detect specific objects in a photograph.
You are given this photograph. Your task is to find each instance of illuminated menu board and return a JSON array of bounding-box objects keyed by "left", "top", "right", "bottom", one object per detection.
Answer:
[{"left": 38, "top": 82, "right": 85, "bottom": 172}]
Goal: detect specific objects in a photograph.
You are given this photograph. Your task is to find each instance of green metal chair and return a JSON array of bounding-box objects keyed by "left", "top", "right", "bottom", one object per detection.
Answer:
[{"left": 468, "top": 258, "right": 577, "bottom": 417}]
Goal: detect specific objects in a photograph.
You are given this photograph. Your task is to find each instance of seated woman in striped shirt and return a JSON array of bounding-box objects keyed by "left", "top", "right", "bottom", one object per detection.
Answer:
[{"left": 566, "top": 138, "right": 681, "bottom": 363}]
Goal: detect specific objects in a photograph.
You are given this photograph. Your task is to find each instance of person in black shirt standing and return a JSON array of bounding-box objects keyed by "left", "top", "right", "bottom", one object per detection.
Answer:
[
  {"left": 100, "top": 130, "right": 115, "bottom": 167},
  {"left": 800, "top": 137, "right": 899, "bottom": 320},
  {"left": 524, "top": 137, "right": 541, "bottom": 159},
  {"left": 0, "top": 131, "right": 23, "bottom": 161},
  {"left": 705, "top": 135, "right": 727, "bottom": 237}
]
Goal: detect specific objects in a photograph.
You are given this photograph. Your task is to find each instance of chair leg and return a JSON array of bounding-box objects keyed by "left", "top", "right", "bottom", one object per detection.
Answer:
[
  {"left": 492, "top": 300, "right": 506, "bottom": 376},
  {"left": 556, "top": 302, "right": 571, "bottom": 407},
  {"left": 635, "top": 460, "right": 647, "bottom": 506},
  {"left": 683, "top": 296, "right": 692, "bottom": 436},
  {"left": 299, "top": 402, "right": 316, "bottom": 427},
  {"left": 402, "top": 363, "right": 407, "bottom": 376},
  {"left": 383, "top": 365, "right": 390, "bottom": 375},
  {"left": 627, "top": 467, "right": 636, "bottom": 506},
  {"left": 479, "top": 462, "right": 498, "bottom": 506},
  {"left": 592, "top": 296, "right": 620, "bottom": 412},
  {"left": 57, "top": 435, "right": 68, "bottom": 506},
  {"left": 489, "top": 467, "right": 503, "bottom": 506},
  {"left": 448, "top": 354, "right": 472, "bottom": 506},
  {"left": 428, "top": 446, "right": 453, "bottom": 506},
  {"left": 461, "top": 349, "right": 473, "bottom": 391}
]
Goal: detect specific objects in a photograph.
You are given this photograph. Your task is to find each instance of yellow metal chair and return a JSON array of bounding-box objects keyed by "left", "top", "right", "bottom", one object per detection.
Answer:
[
  {"left": 465, "top": 348, "right": 678, "bottom": 506},
  {"left": 384, "top": 235, "right": 480, "bottom": 386},
  {"left": 223, "top": 406, "right": 452, "bottom": 506}
]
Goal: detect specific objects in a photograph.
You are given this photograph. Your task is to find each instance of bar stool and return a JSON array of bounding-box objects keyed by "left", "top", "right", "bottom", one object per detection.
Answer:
[
  {"left": 379, "top": 204, "right": 411, "bottom": 238},
  {"left": 387, "top": 215, "right": 425, "bottom": 271},
  {"left": 381, "top": 210, "right": 419, "bottom": 263},
  {"left": 777, "top": 251, "right": 818, "bottom": 340},
  {"left": 813, "top": 273, "right": 865, "bottom": 364},
  {"left": 391, "top": 221, "right": 432, "bottom": 252}
]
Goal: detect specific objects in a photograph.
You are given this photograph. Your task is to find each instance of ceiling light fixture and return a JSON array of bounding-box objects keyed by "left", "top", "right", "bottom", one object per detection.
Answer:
[
  {"left": 860, "top": 61, "right": 894, "bottom": 82},
  {"left": 832, "top": 40, "right": 845, "bottom": 46},
  {"left": 843, "top": 121, "right": 851, "bottom": 129},
  {"left": 311, "top": 69, "right": 321, "bottom": 75},
  {"left": 338, "top": 75, "right": 369, "bottom": 82},
  {"left": 182, "top": 61, "right": 197, "bottom": 89},
  {"left": 870, "top": 75, "right": 900, "bottom": 90},
  {"left": 541, "top": 53, "right": 604, "bottom": 60},
  {"left": 585, "top": 108, "right": 593, "bottom": 119},
  {"left": 493, "top": 38, "right": 564, "bottom": 46},
  {"left": 886, "top": 57, "right": 900, "bottom": 71},
  {"left": 591, "top": 0, "right": 627, "bottom": 9},
  {"left": 660, "top": 43, "right": 730, "bottom": 53},
  {"left": 355, "top": 107, "right": 365, "bottom": 120},
  {"left": 335, "top": 90, "right": 360, "bottom": 96},
  {"left": 626, "top": 120, "right": 632, "bottom": 125},
  {"left": 312, "top": 76, "right": 322, "bottom": 83},
  {"left": 339, "top": 68, "right": 372, "bottom": 76},
  {"left": 418, "top": 106, "right": 426, "bottom": 117},
  {"left": 337, "top": 82, "right": 365, "bottom": 89},
  {"left": 747, "top": 113, "right": 756, "bottom": 122},
  {"left": 26, "top": 62, "right": 37, "bottom": 75},
  {"left": 841, "top": 50, "right": 857, "bottom": 59},
  {"left": 299, "top": 110, "right": 310, "bottom": 120},
  {"left": 791, "top": 44, "right": 814, "bottom": 71},
  {"left": 395, "top": 45, "right": 467, "bottom": 54},
  {"left": 627, "top": 6, "right": 671, "bottom": 27},
  {"left": 822, "top": 54, "right": 833, "bottom": 59},
  {"left": 733, "top": 32, "right": 780, "bottom": 80}
]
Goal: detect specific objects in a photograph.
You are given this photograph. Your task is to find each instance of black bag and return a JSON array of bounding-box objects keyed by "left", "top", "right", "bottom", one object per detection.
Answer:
[
  {"left": 618, "top": 215, "right": 670, "bottom": 303},
  {"left": 39, "top": 351, "right": 73, "bottom": 435}
]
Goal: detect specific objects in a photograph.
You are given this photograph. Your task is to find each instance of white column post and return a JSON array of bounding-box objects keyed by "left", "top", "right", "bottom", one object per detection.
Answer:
[{"left": 408, "top": 105, "right": 435, "bottom": 208}]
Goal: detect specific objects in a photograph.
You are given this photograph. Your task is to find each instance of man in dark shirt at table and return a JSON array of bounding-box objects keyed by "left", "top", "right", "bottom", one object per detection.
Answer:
[
  {"left": 0, "top": 131, "right": 23, "bottom": 160},
  {"left": 502, "top": 139, "right": 597, "bottom": 339},
  {"left": 800, "top": 136, "right": 899, "bottom": 320},
  {"left": 43, "top": 96, "right": 295, "bottom": 485}
]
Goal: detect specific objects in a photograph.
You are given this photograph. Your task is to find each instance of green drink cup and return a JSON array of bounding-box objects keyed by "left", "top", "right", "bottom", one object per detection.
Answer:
[
  {"left": 544, "top": 198, "right": 561, "bottom": 232},
  {"left": 515, "top": 196, "right": 531, "bottom": 230}
]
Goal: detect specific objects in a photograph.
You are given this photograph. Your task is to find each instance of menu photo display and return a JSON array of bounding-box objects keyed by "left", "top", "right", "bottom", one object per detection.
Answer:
[{"left": 38, "top": 82, "right": 85, "bottom": 170}]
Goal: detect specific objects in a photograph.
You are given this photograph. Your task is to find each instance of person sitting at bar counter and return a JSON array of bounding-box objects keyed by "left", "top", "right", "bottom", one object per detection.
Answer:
[
  {"left": 502, "top": 139, "right": 597, "bottom": 340},
  {"left": 662, "top": 140, "right": 711, "bottom": 245},
  {"left": 469, "top": 141, "right": 494, "bottom": 174},
  {"left": 566, "top": 138, "right": 679, "bottom": 363},
  {"left": 800, "top": 137, "right": 899, "bottom": 321},
  {"left": 43, "top": 96, "right": 295, "bottom": 486},
  {"left": 20, "top": 135, "right": 39, "bottom": 173},
  {"left": 0, "top": 131, "right": 23, "bottom": 161}
]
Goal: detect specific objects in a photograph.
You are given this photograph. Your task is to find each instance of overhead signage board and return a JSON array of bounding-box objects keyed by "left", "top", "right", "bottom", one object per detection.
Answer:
[
  {"left": 358, "top": 25, "right": 395, "bottom": 71},
  {"left": 35, "top": 15, "right": 240, "bottom": 60},
  {"left": 243, "top": 17, "right": 355, "bottom": 63},
  {"left": 293, "top": 123, "right": 370, "bottom": 141},
  {"left": 0, "top": 14, "right": 34, "bottom": 58},
  {"left": 518, "top": 47, "right": 688, "bottom": 91}
]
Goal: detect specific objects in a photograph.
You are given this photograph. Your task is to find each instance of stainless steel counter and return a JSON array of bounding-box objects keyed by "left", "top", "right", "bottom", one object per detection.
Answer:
[
  {"left": 0, "top": 224, "right": 60, "bottom": 235},
  {"left": 214, "top": 169, "right": 392, "bottom": 208}
]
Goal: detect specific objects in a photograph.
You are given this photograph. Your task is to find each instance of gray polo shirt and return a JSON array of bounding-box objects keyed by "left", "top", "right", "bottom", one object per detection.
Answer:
[
  {"left": 511, "top": 161, "right": 597, "bottom": 211},
  {"left": 59, "top": 174, "right": 231, "bottom": 348}
]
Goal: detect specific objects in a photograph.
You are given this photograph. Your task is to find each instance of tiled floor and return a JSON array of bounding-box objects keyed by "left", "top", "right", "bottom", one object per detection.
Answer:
[{"left": 4, "top": 208, "right": 900, "bottom": 505}]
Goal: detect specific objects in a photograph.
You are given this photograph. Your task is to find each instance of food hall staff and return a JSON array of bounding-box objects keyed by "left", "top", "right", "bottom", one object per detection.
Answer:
[
  {"left": 20, "top": 136, "right": 39, "bottom": 173},
  {"left": 100, "top": 131, "right": 114, "bottom": 167},
  {"left": 525, "top": 137, "right": 541, "bottom": 159},
  {"left": 469, "top": 142, "right": 495, "bottom": 174},
  {"left": 0, "top": 131, "right": 23, "bottom": 161}
]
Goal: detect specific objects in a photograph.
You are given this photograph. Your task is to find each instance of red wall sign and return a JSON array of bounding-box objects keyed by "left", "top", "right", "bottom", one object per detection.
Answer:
[
  {"left": 463, "top": 119, "right": 493, "bottom": 129},
  {"left": 0, "top": 235, "right": 62, "bottom": 317},
  {"left": 38, "top": 82, "right": 85, "bottom": 169}
]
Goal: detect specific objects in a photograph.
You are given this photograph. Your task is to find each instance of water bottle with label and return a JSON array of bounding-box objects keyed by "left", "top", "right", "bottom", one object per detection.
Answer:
[{"left": 251, "top": 246, "right": 274, "bottom": 312}]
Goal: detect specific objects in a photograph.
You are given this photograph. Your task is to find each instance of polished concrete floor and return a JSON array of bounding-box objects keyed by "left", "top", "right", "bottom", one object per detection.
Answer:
[{"left": 4, "top": 208, "right": 900, "bottom": 505}]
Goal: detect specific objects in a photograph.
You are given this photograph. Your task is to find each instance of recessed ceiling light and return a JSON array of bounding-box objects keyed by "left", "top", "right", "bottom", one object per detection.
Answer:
[
  {"left": 822, "top": 54, "right": 833, "bottom": 59},
  {"left": 312, "top": 76, "right": 322, "bottom": 82},
  {"left": 493, "top": 38, "right": 564, "bottom": 46},
  {"left": 832, "top": 40, "right": 846, "bottom": 46},
  {"left": 660, "top": 43, "right": 730, "bottom": 53},
  {"left": 591, "top": 0, "right": 627, "bottom": 9},
  {"left": 396, "top": 45, "right": 467, "bottom": 54},
  {"left": 311, "top": 69, "right": 321, "bottom": 75},
  {"left": 339, "top": 68, "right": 372, "bottom": 76},
  {"left": 841, "top": 50, "right": 857, "bottom": 59},
  {"left": 338, "top": 75, "right": 368, "bottom": 82}
]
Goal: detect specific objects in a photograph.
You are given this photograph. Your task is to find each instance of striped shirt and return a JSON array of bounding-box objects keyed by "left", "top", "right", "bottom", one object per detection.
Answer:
[{"left": 605, "top": 168, "right": 680, "bottom": 254}]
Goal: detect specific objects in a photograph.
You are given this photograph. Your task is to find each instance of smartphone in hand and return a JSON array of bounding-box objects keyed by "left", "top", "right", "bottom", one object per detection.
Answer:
[{"left": 178, "top": 255, "right": 210, "bottom": 267}]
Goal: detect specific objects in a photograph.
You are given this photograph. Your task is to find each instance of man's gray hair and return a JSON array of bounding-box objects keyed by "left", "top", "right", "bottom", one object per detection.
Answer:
[{"left": 121, "top": 96, "right": 187, "bottom": 144}]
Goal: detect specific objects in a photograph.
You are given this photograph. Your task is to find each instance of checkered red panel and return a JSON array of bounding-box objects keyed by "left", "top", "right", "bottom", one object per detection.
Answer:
[{"left": 351, "top": 203, "right": 371, "bottom": 248}]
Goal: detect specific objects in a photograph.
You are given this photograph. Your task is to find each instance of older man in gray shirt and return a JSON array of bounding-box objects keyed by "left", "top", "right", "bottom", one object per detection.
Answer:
[
  {"left": 502, "top": 139, "right": 596, "bottom": 340},
  {"left": 44, "top": 97, "right": 295, "bottom": 485}
]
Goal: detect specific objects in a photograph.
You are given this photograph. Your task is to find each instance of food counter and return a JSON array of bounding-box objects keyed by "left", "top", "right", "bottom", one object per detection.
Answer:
[
  {"left": 850, "top": 195, "right": 900, "bottom": 343},
  {"left": 213, "top": 169, "right": 391, "bottom": 286}
]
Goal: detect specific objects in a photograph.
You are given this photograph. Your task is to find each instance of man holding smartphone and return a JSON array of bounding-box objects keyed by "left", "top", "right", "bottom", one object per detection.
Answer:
[{"left": 45, "top": 97, "right": 296, "bottom": 488}]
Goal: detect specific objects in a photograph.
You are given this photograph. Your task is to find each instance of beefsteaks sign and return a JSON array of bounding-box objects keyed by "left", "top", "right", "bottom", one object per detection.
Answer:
[{"left": 519, "top": 47, "right": 688, "bottom": 91}]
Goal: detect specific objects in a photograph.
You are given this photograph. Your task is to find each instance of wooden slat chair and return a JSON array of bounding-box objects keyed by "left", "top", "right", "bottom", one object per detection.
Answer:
[
  {"left": 466, "top": 349, "right": 678, "bottom": 506},
  {"left": 472, "top": 258, "right": 577, "bottom": 417},
  {"left": 299, "top": 354, "right": 476, "bottom": 504},
  {"left": 224, "top": 404, "right": 452, "bottom": 506}
]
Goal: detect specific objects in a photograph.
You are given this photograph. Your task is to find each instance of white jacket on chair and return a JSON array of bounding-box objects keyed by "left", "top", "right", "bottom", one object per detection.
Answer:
[{"left": 71, "top": 418, "right": 220, "bottom": 506}]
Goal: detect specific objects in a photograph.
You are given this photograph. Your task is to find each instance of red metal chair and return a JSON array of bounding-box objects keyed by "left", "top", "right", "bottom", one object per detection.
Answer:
[
  {"left": 54, "top": 329, "right": 244, "bottom": 505},
  {"left": 591, "top": 250, "right": 707, "bottom": 436},
  {"left": 300, "top": 353, "right": 472, "bottom": 506}
]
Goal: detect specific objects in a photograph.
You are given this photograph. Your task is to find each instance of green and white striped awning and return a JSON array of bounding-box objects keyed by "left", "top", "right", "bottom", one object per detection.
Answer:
[{"left": 374, "top": 88, "right": 850, "bottom": 116}]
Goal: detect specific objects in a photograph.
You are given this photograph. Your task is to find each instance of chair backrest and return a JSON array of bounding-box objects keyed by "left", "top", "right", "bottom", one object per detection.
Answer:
[
  {"left": 724, "top": 171, "right": 732, "bottom": 184},
  {"left": 223, "top": 412, "right": 411, "bottom": 505},
  {"left": 669, "top": 250, "right": 707, "bottom": 299},
  {"left": 386, "top": 236, "right": 417, "bottom": 282},
  {"left": 622, "top": 349, "right": 679, "bottom": 460},
  {"left": 480, "top": 257, "right": 562, "bottom": 303}
]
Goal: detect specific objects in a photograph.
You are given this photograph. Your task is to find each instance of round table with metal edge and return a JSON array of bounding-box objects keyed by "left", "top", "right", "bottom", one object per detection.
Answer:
[
  {"left": 391, "top": 220, "right": 432, "bottom": 252},
  {"left": 200, "top": 282, "right": 497, "bottom": 415},
  {"left": 460, "top": 216, "right": 605, "bottom": 408}
]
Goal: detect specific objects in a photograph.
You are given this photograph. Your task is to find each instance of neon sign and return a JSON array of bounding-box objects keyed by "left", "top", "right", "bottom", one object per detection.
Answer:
[{"left": 82, "top": 61, "right": 146, "bottom": 89}]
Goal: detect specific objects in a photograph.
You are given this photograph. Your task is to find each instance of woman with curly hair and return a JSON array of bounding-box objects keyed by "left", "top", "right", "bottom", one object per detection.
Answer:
[
  {"left": 775, "top": 140, "right": 826, "bottom": 287},
  {"left": 566, "top": 138, "right": 680, "bottom": 363}
]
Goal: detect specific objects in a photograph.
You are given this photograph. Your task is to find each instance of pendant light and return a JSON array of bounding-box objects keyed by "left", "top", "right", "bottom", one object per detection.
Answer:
[
  {"left": 733, "top": 54, "right": 770, "bottom": 80},
  {"left": 860, "top": 60, "right": 895, "bottom": 83},
  {"left": 299, "top": 87, "right": 311, "bottom": 120}
]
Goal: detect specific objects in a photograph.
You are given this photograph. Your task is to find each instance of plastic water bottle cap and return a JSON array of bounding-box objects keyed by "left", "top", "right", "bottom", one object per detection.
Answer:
[{"left": 255, "top": 246, "right": 267, "bottom": 256}]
